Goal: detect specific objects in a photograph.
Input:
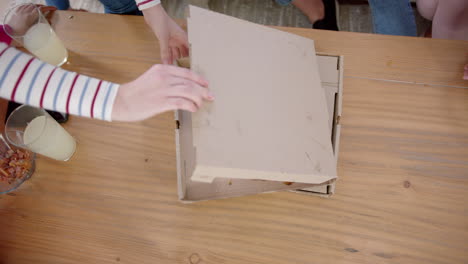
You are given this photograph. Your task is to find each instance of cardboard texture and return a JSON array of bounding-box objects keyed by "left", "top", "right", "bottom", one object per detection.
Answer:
[
  {"left": 175, "top": 6, "right": 343, "bottom": 202},
  {"left": 176, "top": 54, "right": 343, "bottom": 201},
  {"left": 296, "top": 53, "right": 343, "bottom": 195},
  {"left": 188, "top": 6, "right": 335, "bottom": 184}
]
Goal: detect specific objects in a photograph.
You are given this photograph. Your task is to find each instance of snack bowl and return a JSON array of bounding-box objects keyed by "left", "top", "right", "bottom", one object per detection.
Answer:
[{"left": 0, "top": 135, "right": 35, "bottom": 194}]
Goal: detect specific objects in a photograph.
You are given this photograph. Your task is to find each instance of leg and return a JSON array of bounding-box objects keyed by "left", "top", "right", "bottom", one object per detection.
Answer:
[
  {"left": 416, "top": 0, "right": 438, "bottom": 20},
  {"left": 98, "top": 0, "right": 143, "bottom": 15},
  {"left": 276, "top": 0, "right": 337, "bottom": 30},
  {"left": 313, "top": 0, "right": 339, "bottom": 31},
  {"left": 276, "top": 0, "right": 293, "bottom": 5},
  {"left": 368, "top": 0, "right": 417, "bottom": 36},
  {"left": 45, "top": 0, "right": 70, "bottom": 10},
  {"left": 430, "top": 0, "right": 468, "bottom": 40},
  {"left": 423, "top": 0, "right": 468, "bottom": 80},
  {"left": 276, "top": 0, "right": 324, "bottom": 24},
  {"left": 291, "top": 0, "right": 325, "bottom": 24}
]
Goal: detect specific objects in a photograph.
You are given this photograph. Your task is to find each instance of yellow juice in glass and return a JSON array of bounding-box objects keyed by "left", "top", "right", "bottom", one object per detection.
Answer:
[
  {"left": 23, "top": 23, "right": 68, "bottom": 66},
  {"left": 23, "top": 116, "right": 76, "bottom": 161}
]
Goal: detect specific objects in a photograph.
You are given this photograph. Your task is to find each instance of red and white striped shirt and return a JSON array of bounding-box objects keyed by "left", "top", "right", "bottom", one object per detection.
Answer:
[
  {"left": 135, "top": 0, "right": 161, "bottom": 11},
  {"left": 0, "top": 42, "right": 119, "bottom": 121}
]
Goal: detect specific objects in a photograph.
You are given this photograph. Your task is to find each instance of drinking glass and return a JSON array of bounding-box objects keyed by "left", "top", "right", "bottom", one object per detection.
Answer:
[
  {"left": 3, "top": 3, "right": 68, "bottom": 66},
  {"left": 5, "top": 105, "right": 76, "bottom": 161}
]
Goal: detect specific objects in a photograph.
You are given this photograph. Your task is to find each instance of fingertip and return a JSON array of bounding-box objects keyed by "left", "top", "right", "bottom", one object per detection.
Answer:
[
  {"left": 164, "top": 48, "right": 173, "bottom": 65},
  {"left": 176, "top": 47, "right": 182, "bottom": 60},
  {"left": 162, "top": 56, "right": 171, "bottom": 65},
  {"left": 206, "top": 91, "right": 215, "bottom": 101},
  {"left": 187, "top": 104, "right": 197, "bottom": 113},
  {"left": 198, "top": 78, "right": 209, "bottom": 87},
  {"left": 182, "top": 45, "right": 190, "bottom": 57}
]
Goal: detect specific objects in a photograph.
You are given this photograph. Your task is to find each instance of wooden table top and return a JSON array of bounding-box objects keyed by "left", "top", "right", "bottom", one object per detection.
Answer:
[{"left": 1, "top": 11, "right": 467, "bottom": 264}]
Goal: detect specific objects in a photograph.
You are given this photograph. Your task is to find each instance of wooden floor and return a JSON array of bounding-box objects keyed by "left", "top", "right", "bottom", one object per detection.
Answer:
[
  {"left": 6, "top": 0, "right": 431, "bottom": 35},
  {"left": 165, "top": 0, "right": 430, "bottom": 34}
]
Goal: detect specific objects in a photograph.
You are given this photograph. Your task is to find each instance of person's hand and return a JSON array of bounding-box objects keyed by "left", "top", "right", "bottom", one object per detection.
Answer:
[
  {"left": 6, "top": 4, "right": 57, "bottom": 36},
  {"left": 7, "top": 4, "right": 39, "bottom": 36},
  {"left": 112, "top": 64, "right": 213, "bottom": 122},
  {"left": 37, "top": 5, "right": 58, "bottom": 17},
  {"left": 142, "top": 5, "right": 189, "bottom": 64}
]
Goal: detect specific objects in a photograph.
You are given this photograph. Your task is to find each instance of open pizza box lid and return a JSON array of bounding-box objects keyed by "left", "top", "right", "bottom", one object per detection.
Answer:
[{"left": 175, "top": 6, "right": 343, "bottom": 202}]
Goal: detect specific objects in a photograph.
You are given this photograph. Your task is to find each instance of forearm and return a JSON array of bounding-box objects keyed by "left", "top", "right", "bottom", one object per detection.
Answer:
[
  {"left": 0, "top": 42, "right": 119, "bottom": 121},
  {"left": 432, "top": 0, "right": 468, "bottom": 40},
  {"left": 141, "top": 2, "right": 168, "bottom": 30},
  {"left": 137, "top": 1, "right": 188, "bottom": 64}
]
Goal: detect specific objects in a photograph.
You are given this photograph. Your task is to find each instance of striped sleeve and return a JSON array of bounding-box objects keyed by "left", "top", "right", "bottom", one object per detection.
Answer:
[
  {"left": 135, "top": 0, "right": 161, "bottom": 10},
  {"left": 0, "top": 43, "right": 119, "bottom": 121}
]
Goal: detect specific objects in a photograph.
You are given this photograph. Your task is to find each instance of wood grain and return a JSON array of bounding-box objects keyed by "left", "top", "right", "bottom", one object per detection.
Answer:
[
  {"left": 51, "top": 11, "right": 468, "bottom": 88},
  {"left": 1, "top": 11, "right": 467, "bottom": 264},
  {"left": 277, "top": 26, "right": 468, "bottom": 88}
]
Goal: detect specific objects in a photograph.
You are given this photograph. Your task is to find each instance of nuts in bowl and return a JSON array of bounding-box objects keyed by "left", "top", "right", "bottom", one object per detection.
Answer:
[{"left": 0, "top": 141, "right": 35, "bottom": 194}]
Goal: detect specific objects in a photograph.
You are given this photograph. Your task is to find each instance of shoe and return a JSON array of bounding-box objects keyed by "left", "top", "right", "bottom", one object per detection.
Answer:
[{"left": 313, "top": 0, "right": 339, "bottom": 31}]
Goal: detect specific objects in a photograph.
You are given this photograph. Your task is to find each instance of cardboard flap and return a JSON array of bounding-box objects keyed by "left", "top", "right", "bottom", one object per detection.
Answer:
[{"left": 188, "top": 6, "right": 336, "bottom": 184}]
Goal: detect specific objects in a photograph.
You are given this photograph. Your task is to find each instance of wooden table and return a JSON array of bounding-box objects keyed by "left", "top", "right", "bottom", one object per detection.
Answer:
[{"left": 1, "top": 11, "right": 467, "bottom": 264}]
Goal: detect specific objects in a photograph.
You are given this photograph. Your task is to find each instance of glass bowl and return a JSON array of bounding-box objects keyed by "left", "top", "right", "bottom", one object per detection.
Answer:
[{"left": 0, "top": 135, "right": 35, "bottom": 194}]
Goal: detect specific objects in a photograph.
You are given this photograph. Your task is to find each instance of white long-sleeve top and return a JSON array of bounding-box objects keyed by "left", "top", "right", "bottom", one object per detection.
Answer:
[
  {"left": 134, "top": 0, "right": 162, "bottom": 10},
  {"left": 0, "top": 0, "right": 165, "bottom": 121},
  {"left": 0, "top": 42, "right": 119, "bottom": 121}
]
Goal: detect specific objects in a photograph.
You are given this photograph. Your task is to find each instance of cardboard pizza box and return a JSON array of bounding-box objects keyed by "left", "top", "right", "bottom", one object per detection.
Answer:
[{"left": 175, "top": 6, "right": 343, "bottom": 202}]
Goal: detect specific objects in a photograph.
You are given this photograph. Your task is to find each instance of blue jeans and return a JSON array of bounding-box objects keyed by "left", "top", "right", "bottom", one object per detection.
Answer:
[
  {"left": 276, "top": 0, "right": 417, "bottom": 36},
  {"left": 46, "top": 0, "right": 143, "bottom": 15},
  {"left": 276, "top": 0, "right": 293, "bottom": 6},
  {"left": 45, "top": 0, "right": 69, "bottom": 10},
  {"left": 368, "top": 0, "right": 417, "bottom": 36}
]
